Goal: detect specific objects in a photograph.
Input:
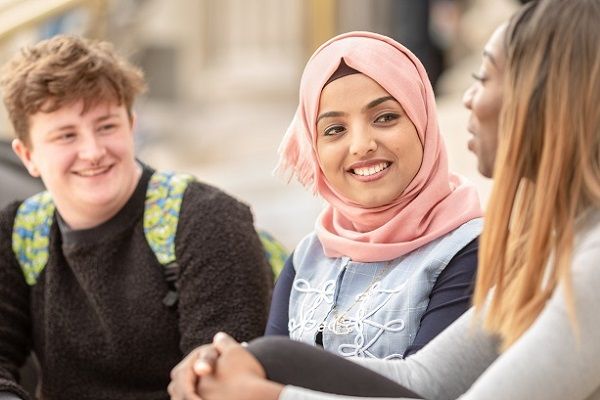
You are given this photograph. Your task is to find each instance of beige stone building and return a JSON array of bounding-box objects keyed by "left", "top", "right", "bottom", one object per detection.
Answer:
[{"left": 0, "top": 0, "right": 520, "bottom": 248}]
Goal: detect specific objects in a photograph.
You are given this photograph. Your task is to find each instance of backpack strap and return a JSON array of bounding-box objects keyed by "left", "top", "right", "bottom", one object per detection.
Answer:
[
  {"left": 12, "top": 191, "right": 55, "bottom": 285},
  {"left": 144, "top": 171, "right": 194, "bottom": 306},
  {"left": 144, "top": 171, "right": 290, "bottom": 305},
  {"left": 11, "top": 172, "right": 291, "bottom": 296}
]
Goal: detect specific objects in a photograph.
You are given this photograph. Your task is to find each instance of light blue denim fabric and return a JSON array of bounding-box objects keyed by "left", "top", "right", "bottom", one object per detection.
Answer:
[{"left": 288, "top": 218, "right": 482, "bottom": 359}]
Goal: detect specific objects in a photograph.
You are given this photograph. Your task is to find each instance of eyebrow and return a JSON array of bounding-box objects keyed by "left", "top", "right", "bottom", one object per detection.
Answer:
[
  {"left": 363, "top": 96, "right": 396, "bottom": 112},
  {"left": 316, "top": 111, "right": 344, "bottom": 124},
  {"left": 49, "top": 124, "right": 75, "bottom": 133},
  {"left": 46, "top": 113, "right": 120, "bottom": 134},
  {"left": 483, "top": 49, "right": 498, "bottom": 67},
  {"left": 94, "top": 113, "right": 120, "bottom": 123},
  {"left": 316, "top": 96, "right": 397, "bottom": 124}
]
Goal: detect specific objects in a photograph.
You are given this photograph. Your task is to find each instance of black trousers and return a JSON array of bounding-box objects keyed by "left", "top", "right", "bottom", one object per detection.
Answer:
[{"left": 247, "top": 337, "right": 420, "bottom": 398}]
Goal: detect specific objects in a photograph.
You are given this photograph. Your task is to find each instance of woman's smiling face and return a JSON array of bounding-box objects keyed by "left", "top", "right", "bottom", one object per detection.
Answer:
[{"left": 315, "top": 73, "right": 423, "bottom": 208}]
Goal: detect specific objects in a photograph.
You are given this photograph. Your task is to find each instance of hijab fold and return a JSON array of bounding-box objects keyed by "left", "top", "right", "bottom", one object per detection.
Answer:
[{"left": 277, "top": 31, "right": 482, "bottom": 262}]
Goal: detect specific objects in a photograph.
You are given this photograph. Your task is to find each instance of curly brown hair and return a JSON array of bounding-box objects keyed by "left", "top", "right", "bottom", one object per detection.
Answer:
[{"left": 0, "top": 34, "right": 147, "bottom": 145}]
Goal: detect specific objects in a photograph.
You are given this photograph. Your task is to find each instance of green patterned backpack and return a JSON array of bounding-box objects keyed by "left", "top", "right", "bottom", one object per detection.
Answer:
[{"left": 12, "top": 170, "right": 288, "bottom": 306}]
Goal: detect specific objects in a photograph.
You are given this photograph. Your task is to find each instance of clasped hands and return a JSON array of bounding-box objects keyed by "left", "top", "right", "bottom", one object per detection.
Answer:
[{"left": 168, "top": 332, "right": 283, "bottom": 400}]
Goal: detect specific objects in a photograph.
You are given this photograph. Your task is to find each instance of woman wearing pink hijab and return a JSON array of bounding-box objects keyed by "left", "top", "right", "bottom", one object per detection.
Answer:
[
  {"left": 170, "top": 1, "right": 600, "bottom": 398},
  {"left": 264, "top": 30, "right": 482, "bottom": 359},
  {"left": 168, "top": 30, "right": 482, "bottom": 398}
]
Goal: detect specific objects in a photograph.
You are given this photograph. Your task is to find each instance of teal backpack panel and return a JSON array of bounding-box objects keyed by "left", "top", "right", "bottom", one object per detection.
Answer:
[
  {"left": 12, "top": 191, "right": 55, "bottom": 285},
  {"left": 258, "top": 229, "right": 288, "bottom": 280},
  {"left": 144, "top": 171, "right": 194, "bottom": 266}
]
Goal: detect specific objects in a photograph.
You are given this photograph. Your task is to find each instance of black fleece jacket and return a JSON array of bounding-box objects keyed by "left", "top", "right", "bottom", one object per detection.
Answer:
[{"left": 0, "top": 166, "right": 272, "bottom": 399}]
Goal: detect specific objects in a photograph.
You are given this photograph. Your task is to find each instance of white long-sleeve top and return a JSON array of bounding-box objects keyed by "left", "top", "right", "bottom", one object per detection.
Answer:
[{"left": 282, "top": 209, "right": 600, "bottom": 400}]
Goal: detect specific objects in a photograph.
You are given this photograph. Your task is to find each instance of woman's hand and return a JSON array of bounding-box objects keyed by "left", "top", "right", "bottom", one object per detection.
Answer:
[
  {"left": 168, "top": 340, "right": 220, "bottom": 400},
  {"left": 198, "top": 333, "right": 284, "bottom": 400}
]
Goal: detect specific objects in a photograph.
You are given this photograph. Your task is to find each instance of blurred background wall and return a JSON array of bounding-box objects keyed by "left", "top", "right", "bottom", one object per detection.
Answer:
[{"left": 0, "top": 0, "right": 521, "bottom": 249}]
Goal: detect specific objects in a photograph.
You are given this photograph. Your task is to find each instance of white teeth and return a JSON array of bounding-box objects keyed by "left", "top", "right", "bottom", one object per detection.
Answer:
[
  {"left": 77, "top": 166, "right": 109, "bottom": 177},
  {"left": 352, "top": 162, "right": 390, "bottom": 176}
]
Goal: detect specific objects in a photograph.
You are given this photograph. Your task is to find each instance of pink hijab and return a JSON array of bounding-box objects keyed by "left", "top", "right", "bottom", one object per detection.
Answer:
[{"left": 277, "top": 31, "right": 482, "bottom": 262}]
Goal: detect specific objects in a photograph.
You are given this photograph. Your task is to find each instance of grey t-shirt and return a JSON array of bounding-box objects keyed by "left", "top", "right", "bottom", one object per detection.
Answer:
[{"left": 282, "top": 209, "right": 600, "bottom": 400}]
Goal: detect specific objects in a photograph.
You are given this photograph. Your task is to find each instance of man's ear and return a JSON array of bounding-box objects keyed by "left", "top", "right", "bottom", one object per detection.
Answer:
[
  {"left": 130, "top": 111, "right": 137, "bottom": 133},
  {"left": 12, "top": 138, "right": 40, "bottom": 177}
]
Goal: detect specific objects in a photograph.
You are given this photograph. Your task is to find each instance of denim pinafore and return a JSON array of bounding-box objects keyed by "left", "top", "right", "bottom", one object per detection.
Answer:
[{"left": 288, "top": 218, "right": 482, "bottom": 359}]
